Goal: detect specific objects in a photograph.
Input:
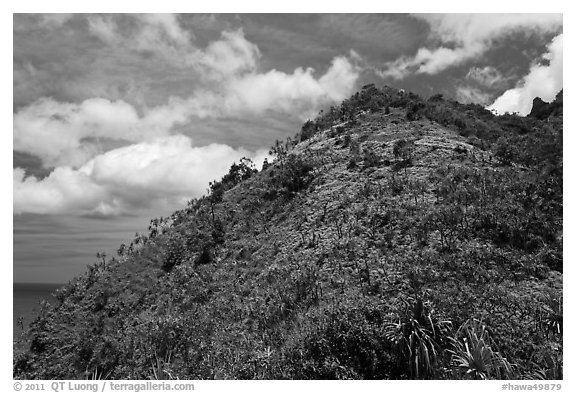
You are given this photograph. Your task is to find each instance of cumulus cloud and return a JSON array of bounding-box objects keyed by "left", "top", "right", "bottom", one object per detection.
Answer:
[
  {"left": 196, "top": 30, "right": 261, "bottom": 79},
  {"left": 16, "top": 15, "right": 360, "bottom": 128},
  {"left": 455, "top": 85, "right": 492, "bottom": 105},
  {"left": 488, "top": 33, "right": 563, "bottom": 115},
  {"left": 87, "top": 15, "right": 258, "bottom": 75},
  {"left": 14, "top": 166, "right": 107, "bottom": 216},
  {"left": 83, "top": 15, "right": 360, "bottom": 98},
  {"left": 13, "top": 97, "right": 188, "bottom": 167},
  {"left": 14, "top": 53, "right": 359, "bottom": 167},
  {"left": 219, "top": 55, "right": 360, "bottom": 119},
  {"left": 380, "top": 13, "right": 562, "bottom": 79},
  {"left": 139, "top": 14, "right": 191, "bottom": 46},
  {"left": 14, "top": 135, "right": 269, "bottom": 216},
  {"left": 454, "top": 66, "right": 512, "bottom": 105},
  {"left": 466, "top": 66, "right": 508, "bottom": 88},
  {"left": 13, "top": 15, "right": 361, "bottom": 217},
  {"left": 88, "top": 16, "right": 120, "bottom": 45}
]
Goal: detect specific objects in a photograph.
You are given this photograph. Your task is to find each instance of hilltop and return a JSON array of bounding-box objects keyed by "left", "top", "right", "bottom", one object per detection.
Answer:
[{"left": 14, "top": 85, "right": 563, "bottom": 380}]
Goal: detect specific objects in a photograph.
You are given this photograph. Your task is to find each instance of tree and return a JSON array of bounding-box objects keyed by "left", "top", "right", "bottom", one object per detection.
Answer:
[
  {"left": 300, "top": 120, "right": 317, "bottom": 142},
  {"left": 269, "top": 140, "right": 288, "bottom": 168},
  {"left": 385, "top": 298, "right": 452, "bottom": 379},
  {"left": 449, "top": 319, "right": 514, "bottom": 380}
]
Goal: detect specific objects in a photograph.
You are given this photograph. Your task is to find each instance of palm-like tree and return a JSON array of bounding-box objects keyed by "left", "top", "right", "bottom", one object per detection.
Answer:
[
  {"left": 384, "top": 298, "right": 451, "bottom": 379},
  {"left": 449, "top": 319, "right": 514, "bottom": 380},
  {"left": 540, "top": 293, "right": 562, "bottom": 338}
]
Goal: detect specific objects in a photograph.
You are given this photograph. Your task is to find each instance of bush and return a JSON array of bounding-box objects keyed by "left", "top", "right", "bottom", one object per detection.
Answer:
[
  {"left": 267, "top": 155, "right": 315, "bottom": 196},
  {"left": 384, "top": 298, "right": 452, "bottom": 379},
  {"left": 347, "top": 157, "right": 358, "bottom": 170},
  {"left": 448, "top": 319, "right": 514, "bottom": 380},
  {"left": 406, "top": 101, "right": 426, "bottom": 121},
  {"left": 494, "top": 138, "right": 515, "bottom": 165},
  {"left": 362, "top": 149, "right": 380, "bottom": 168},
  {"left": 393, "top": 139, "right": 415, "bottom": 161},
  {"left": 281, "top": 303, "right": 400, "bottom": 379},
  {"left": 453, "top": 145, "right": 467, "bottom": 155},
  {"left": 300, "top": 120, "right": 317, "bottom": 142},
  {"left": 194, "top": 246, "right": 213, "bottom": 266}
]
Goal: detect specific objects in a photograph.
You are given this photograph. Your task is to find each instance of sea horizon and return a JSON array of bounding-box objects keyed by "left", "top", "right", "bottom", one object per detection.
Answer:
[{"left": 13, "top": 282, "right": 64, "bottom": 347}]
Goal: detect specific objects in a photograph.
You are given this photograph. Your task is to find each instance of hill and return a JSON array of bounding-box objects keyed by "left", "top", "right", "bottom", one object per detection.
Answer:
[{"left": 14, "top": 85, "right": 563, "bottom": 380}]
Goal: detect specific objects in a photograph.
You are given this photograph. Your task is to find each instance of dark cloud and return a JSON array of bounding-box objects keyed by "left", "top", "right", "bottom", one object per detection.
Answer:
[{"left": 13, "top": 151, "right": 53, "bottom": 180}]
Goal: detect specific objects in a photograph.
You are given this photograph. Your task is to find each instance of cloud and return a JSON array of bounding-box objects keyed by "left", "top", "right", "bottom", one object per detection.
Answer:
[
  {"left": 14, "top": 53, "right": 360, "bottom": 167},
  {"left": 13, "top": 15, "right": 361, "bottom": 217},
  {"left": 83, "top": 15, "right": 360, "bottom": 101},
  {"left": 465, "top": 66, "right": 508, "bottom": 88},
  {"left": 139, "top": 14, "right": 191, "bottom": 46},
  {"left": 13, "top": 61, "right": 46, "bottom": 107},
  {"left": 219, "top": 54, "right": 360, "bottom": 119},
  {"left": 380, "top": 13, "right": 562, "bottom": 79},
  {"left": 15, "top": 14, "right": 360, "bottom": 128},
  {"left": 317, "top": 14, "right": 421, "bottom": 56},
  {"left": 455, "top": 66, "right": 512, "bottom": 105},
  {"left": 196, "top": 30, "right": 261, "bottom": 79},
  {"left": 416, "top": 14, "right": 562, "bottom": 45},
  {"left": 87, "top": 16, "right": 120, "bottom": 44},
  {"left": 381, "top": 44, "right": 483, "bottom": 79},
  {"left": 39, "top": 14, "right": 75, "bottom": 27},
  {"left": 14, "top": 166, "right": 107, "bottom": 216},
  {"left": 14, "top": 135, "right": 269, "bottom": 216},
  {"left": 455, "top": 86, "right": 492, "bottom": 105},
  {"left": 87, "top": 14, "right": 193, "bottom": 65},
  {"left": 488, "top": 33, "right": 562, "bottom": 115},
  {"left": 87, "top": 15, "right": 257, "bottom": 75},
  {"left": 13, "top": 97, "right": 188, "bottom": 167}
]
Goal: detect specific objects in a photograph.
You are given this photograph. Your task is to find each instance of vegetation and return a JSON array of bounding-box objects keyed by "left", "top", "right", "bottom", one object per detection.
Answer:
[{"left": 14, "top": 85, "right": 562, "bottom": 380}]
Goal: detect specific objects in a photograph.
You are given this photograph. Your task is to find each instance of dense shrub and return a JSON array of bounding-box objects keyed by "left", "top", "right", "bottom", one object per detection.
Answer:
[
  {"left": 15, "top": 85, "right": 562, "bottom": 380},
  {"left": 300, "top": 120, "right": 317, "bottom": 142}
]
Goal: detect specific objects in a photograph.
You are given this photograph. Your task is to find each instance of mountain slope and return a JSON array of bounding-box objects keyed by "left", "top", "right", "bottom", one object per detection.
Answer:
[{"left": 14, "top": 85, "right": 563, "bottom": 380}]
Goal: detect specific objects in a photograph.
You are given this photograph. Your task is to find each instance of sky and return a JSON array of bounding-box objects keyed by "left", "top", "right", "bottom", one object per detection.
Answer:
[{"left": 12, "top": 13, "right": 563, "bottom": 283}]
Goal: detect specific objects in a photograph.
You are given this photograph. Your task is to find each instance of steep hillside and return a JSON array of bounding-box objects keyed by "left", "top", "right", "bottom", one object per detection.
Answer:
[{"left": 14, "top": 85, "right": 562, "bottom": 380}]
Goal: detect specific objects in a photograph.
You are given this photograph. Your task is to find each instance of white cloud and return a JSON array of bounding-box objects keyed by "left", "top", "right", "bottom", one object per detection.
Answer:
[
  {"left": 83, "top": 15, "right": 359, "bottom": 102},
  {"left": 196, "top": 30, "right": 261, "bottom": 79},
  {"left": 13, "top": 16, "right": 361, "bottom": 217},
  {"left": 39, "top": 14, "right": 75, "bottom": 27},
  {"left": 139, "top": 14, "right": 190, "bottom": 46},
  {"left": 13, "top": 97, "right": 187, "bottom": 167},
  {"left": 488, "top": 33, "right": 562, "bottom": 115},
  {"left": 380, "top": 13, "right": 562, "bottom": 79},
  {"left": 14, "top": 166, "right": 108, "bottom": 216},
  {"left": 319, "top": 54, "right": 362, "bottom": 102},
  {"left": 456, "top": 85, "right": 492, "bottom": 105},
  {"left": 14, "top": 53, "right": 359, "bottom": 167},
  {"left": 87, "top": 14, "right": 193, "bottom": 67},
  {"left": 466, "top": 66, "right": 507, "bottom": 88},
  {"left": 87, "top": 15, "right": 257, "bottom": 75},
  {"left": 131, "top": 14, "right": 192, "bottom": 57},
  {"left": 417, "top": 14, "right": 562, "bottom": 46},
  {"left": 220, "top": 55, "right": 360, "bottom": 119},
  {"left": 14, "top": 135, "right": 269, "bottom": 216},
  {"left": 88, "top": 16, "right": 120, "bottom": 45}
]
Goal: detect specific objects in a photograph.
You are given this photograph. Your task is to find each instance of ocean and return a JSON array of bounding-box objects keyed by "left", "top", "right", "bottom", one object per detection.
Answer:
[
  {"left": 14, "top": 212, "right": 163, "bottom": 284},
  {"left": 13, "top": 283, "right": 63, "bottom": 346}
]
